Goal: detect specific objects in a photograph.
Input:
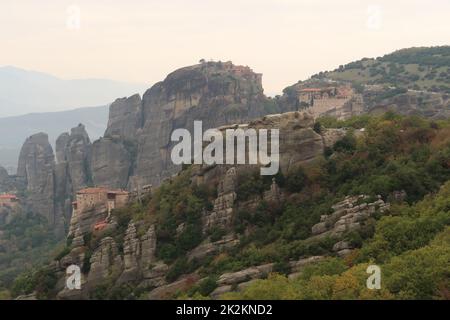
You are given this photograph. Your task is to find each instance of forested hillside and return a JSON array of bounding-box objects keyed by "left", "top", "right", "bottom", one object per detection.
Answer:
[{"left": 8, "top": 112, "right": 450, "bottom": 300}]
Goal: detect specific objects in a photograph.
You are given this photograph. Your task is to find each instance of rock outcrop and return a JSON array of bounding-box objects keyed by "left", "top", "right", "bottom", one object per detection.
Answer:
[
  {"left": 56, "top": 124, "right": 92, "bottom": 192},
  {"left": 90, "top": 138, "right": 132, "bottom": 189},
  {"left": 202, "top": 167, "right": 237, "bottom": 233},
  {"left": 90, "top": 61, "right": 278, "bottom": 191},
  {"left": 17, "top": 133, "right": 56, "bottom": 225},
  {"left": 311, "top": 195, "right": 390, "bottom": 255},
  {"left": 54, "top": 124, "right": 93, "bottom": 233},
  {"left": 140, "top": 225, "right": 157, "bottom": 268},
  {"left": 247, "top": 111, "right": 324, "bottom": 173},
  {"left": 87, "top": 237, "right": 122, "bottom": 286},
  {"left": 211, "top": 256, "right": 325, "bottom": 298},
  {"left": 118, "top": 222, "right": 157, "bottom": 284},
  {"left": 187, "top": 234, "right": 239, "bottom": 261},
  {"left": 105, "top": 94, "right": 143, "bottom": 141}
]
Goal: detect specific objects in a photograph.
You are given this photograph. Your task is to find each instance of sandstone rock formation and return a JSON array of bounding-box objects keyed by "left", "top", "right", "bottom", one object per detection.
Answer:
[
  {"left": 211, "top": 256, "right": 325, "bottom": 298},
  {"left": 202, "top": 167, "right": 237, "bottom": 233},
  {"left": 90, "top": 61, "right": 279, "bottom": 191},
  {"left": 17, "top": 133, "right": 56, "bottom": 224},
  {"left": 54, "top": 124, "right": 93, "bottom": 232},
  {"left": 247, "top": 111, "right": 324, "bottom": 173},
  {"left": 90, "top": 137, "right": 132, "bottom": 189},
  {"left": 87, "top": 237, "right": 122, "bottom": 286},
  {"left": 105, "top": 94, "right": 143, "bottom": 141},
  {"left": 187, "top": 234, "right": 239, "bottom": 261},
  {"left": 140, "top": 225, "right": 157, "bottom": 268},
  {"left": 311, "top": 195, "right": 390, "bottom": 255},
  {"left": 118, "top": 222, "right": 157, "bottom": 284},
  {"left": 140, "top": 262, "right": 168, "bottom": 288},
  {"left": 56, "top": 124, "right": 92, "bottom": 192}
]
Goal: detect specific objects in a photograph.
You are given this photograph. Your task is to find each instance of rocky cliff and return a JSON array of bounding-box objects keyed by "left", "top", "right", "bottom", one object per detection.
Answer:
[
  {"left": 91, "top": 61, "right": 276, "bottom": 190},
  {"left": 4, "top": 125, "right": 94, "bottom": 234},
  {"left": 17, "top": 133, "right": 57, "bottom": 225},
  {"left": 54, "top": 124, "right": 93, "bottom": 231},
  {"left": 49, "top": 110, "right": 360, "bottom": 299},
  {"left": 55, "top": 124, "right": 92, "bottom": 192}
]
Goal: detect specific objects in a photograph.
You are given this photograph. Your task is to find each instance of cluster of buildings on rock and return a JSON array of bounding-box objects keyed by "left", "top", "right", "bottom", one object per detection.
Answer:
[
  {"left": 71, "top": 187, "right": 129, "bottom": 218},
  {"left": 201, "top": 60, "right": 263, "bottom": 86},
  {"left": 298, "top": 85, "right": 353, "bottom": 104},
  {"left": 70, "top": 184, "right": 152, "bottom": 233},
  {"left": 293, "top": 84, "right": 363, "bottom": 120}
]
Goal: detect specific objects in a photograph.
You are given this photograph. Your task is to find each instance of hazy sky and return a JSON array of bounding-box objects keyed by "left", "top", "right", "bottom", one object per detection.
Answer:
[{"left": 1, "top": 0, "right": 449, "bottom": 96}]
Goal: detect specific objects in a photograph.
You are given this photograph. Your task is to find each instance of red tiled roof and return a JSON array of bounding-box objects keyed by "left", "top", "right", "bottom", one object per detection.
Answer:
[
  {"left": 77, "top": 187, "right": 108, "bottom": 195},
  {"left": 0, "top": 194, "right": 18, "bottom": 200},
  {"left": 94, "top": 220, "right": 108, "bottom": 231},
  {"left": 300, "top": 87, "right": 337, "bottom": 93},
  {"left": 107, "top": 190, "right": 129, "bottom": 195},
  {"left": 77, "top": 187, "right": 129, "bottom": 195}
]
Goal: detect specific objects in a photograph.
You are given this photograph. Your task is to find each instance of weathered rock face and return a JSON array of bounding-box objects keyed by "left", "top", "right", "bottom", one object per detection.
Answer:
[
  {"left": 202, "top": 167, "right": 237, "bottom": 233},
  {"left": 91, "top": 62, "right": 274, "bottom": 190},
  {"left": 187, "top": 234, "right": 239, "bottom": 261},
  {"left": 122, "top": 222, "right": 140, "bottom": 272},
  {"left": 54, "top": 124, "right": 93, "bottom": 233},
  {"left": 135, "top": 62, "right": 269, "bottom": 187},
  {"left": 211, "top": 256, "right": 325, "bottom": 298},
  {"left": 78, "top": 62, "right": 338, "bottom": 193},
  {"left": 118, "top": 222, "right": 157, "bottom": 284},
  {"left": 246, "top": 111, "right": 324, "bottom": 173},
  {"left": 90, "top": 137, "right": 132, "bottom": 189},
  {"left": 141, "top": 262, "right": 168, "bottom": 289},
  {"left": 67, "top": 204, "right": 109, "bottom": 240},
  {"left": 192, "top": 111, "right": 325, "bottom": 233},
  {"left": 147, "top": 274, "right": 200, "bottom": 300},
  {"left": 311, "top": 195, "right": 390, "bottom": 255},
  {"left": 105, "top": 94, "right": 143, "bottom": 141},
  {"left": 17, "top": 133, "right": 56, "bottom": 224},
  {"left": 56, "top": 124, "right": 92, "bottom": 192},
  {"left": 87, "top": 237, "right": 123, "bottom": 287},
  {"left": 140, "top": 225, "right": 157, "bottom": 268}
]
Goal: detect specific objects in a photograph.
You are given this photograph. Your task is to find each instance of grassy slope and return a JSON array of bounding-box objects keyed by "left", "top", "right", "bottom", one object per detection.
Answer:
[{"left": 311, "top": 46, "right": 450, "bottom": 93}]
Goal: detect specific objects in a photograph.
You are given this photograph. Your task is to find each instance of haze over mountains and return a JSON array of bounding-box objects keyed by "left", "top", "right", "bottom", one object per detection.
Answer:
[
  {"left": 0, "top": 66, "right": 148, "bottom": 173},
  {"left": 0, "top": 66, "right": 148, "bottom": 117},
  {"left": 0, "top": 106, "right": 109, "bottom": 174}
]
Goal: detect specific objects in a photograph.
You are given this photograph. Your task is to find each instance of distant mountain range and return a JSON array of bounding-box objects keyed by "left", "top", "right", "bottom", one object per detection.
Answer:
[
  {"left": 0, "top": 66, "right": 148, "bottom": 118},
  {"left": 0, "top": 106, "right": 109, "bottom": 174}
]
